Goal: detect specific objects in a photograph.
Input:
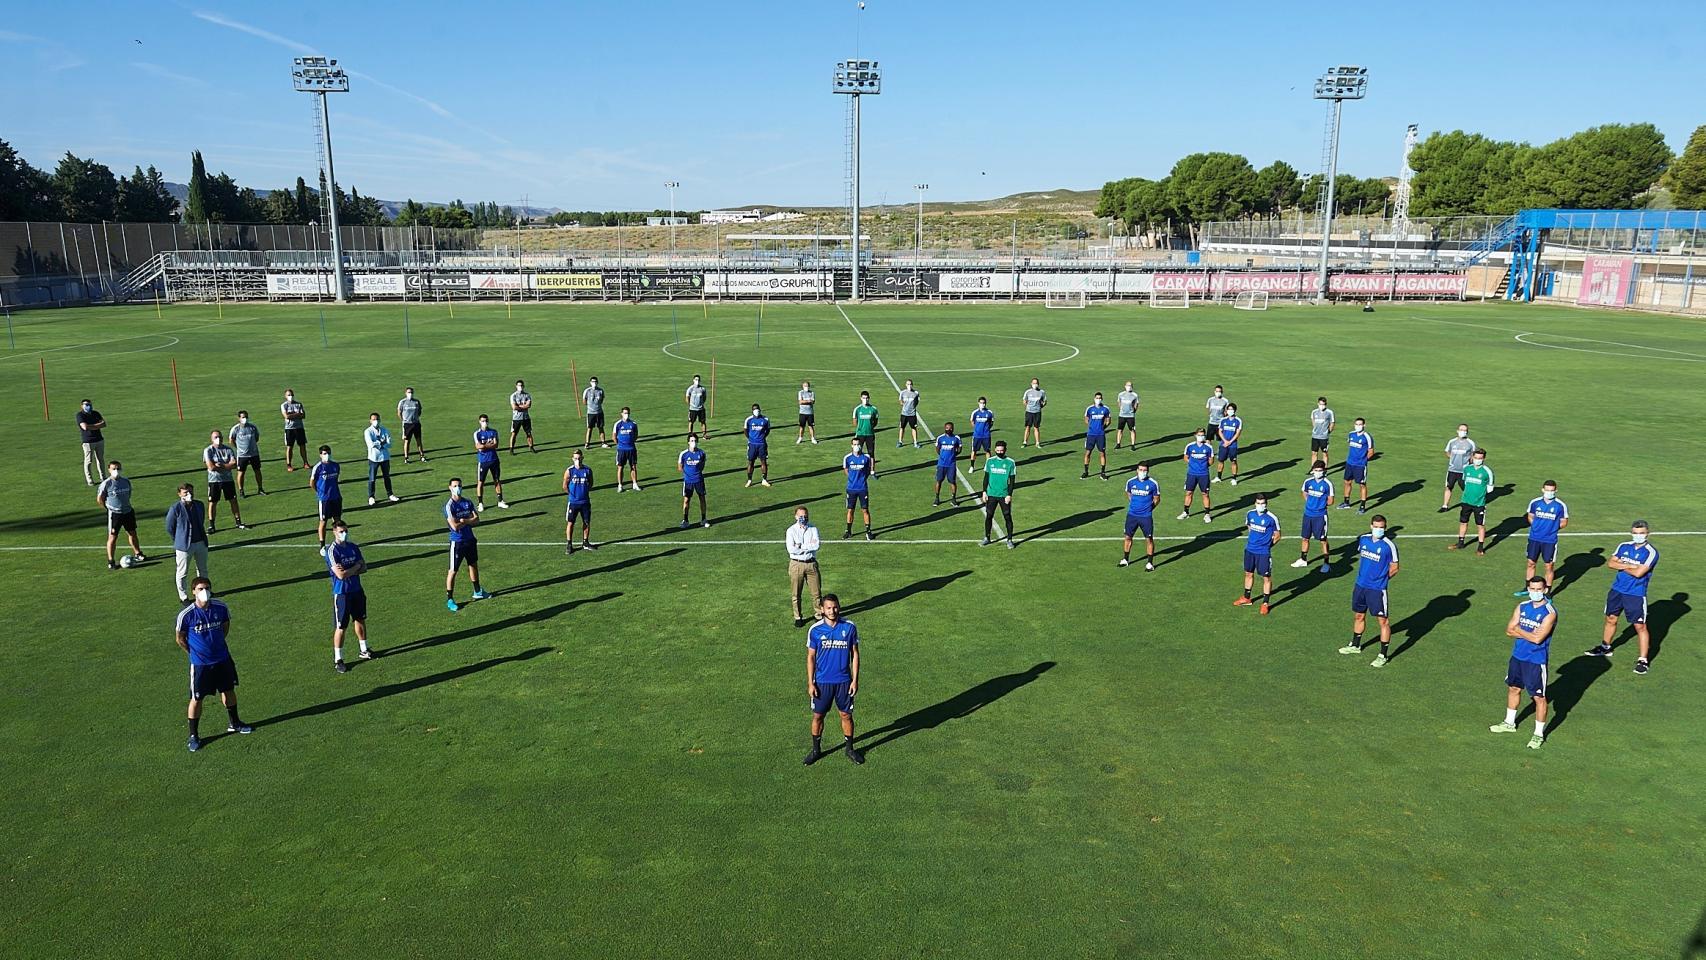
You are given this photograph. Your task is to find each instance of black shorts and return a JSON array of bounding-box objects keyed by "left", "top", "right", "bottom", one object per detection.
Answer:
[
  {"left": 237, "top": 455, "right": 262, "bottom": 471},
  {"left": 333, "top": 591, "right": 368, "bottom": 630},
  {"left": 1118, "top": 416, "right": 1136, "bottom": 430},
  {"left": 846, "top": 491, "right": 869, "bottom": 510},
  {"left": 566, "top": 502, "right": 590, "bottom": 524},
  {"left": 208, "top": 480, "right": 237, "bottom": 503},
  {"left": 108, "top": 510, "right": 137, "bottom": 535},
  {"left": 479, "top": 461, "right": 502, "bottom": 483},
  {"left": 284, "top": 425, "right": 306, "bottom": 444},
  {"left": 798, "top": 413, "right": 815, "bottom": 427},
  {"left": 189, "top": 658, "right": 238, "bottom": 700},
  {"left": 1024, "top": 411, "right": 1043, "bottom": 428},
  {"left": 403, "top": 422, "right": 422, "bottom": 441},
  {"left": 688, "top": 409, "right": 707, "bottom": 425},
  {"left": 1445, "top": 470, "right": 1464, "bottom": 491},
  {"left": 1459, "top": 503, "right": 1486, "bottom": 525},
  {"left": 450, "top": 539, "right": 479, "bottom": 570},
  {"left": 586, "top": 412, "right": 604, "bottom": 430},
  {"left": 513, "top": 416, "right": 533, "bottom": 434},
  {"left": 616, "top": 449, "right": 636, "bottom": 467},
  {"left": 1310, "top": 437, "right": 1330, "bottom": 452},
  {"left": 900, "top": 414, "right": 919, "bottom": 428},
  {"left": 319, "top": 498, "right": 343, "bottom": 522}
]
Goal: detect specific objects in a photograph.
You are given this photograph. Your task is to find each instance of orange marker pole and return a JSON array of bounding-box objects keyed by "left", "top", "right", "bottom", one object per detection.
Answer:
[
  {"left": 171, "top": 357, "right": 184, "bottom": 422},
  {"left": 39, "top": 358, "right": 49, "bottom": 421}
]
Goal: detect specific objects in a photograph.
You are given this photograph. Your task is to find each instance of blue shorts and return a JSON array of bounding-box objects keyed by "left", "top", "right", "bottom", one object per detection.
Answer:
[
  {"left": 1217, "top": 442, "right": 1238, "bottom": 462},
  {"left": 1505, "top": 657, "right": 1548, "bottom": 697},
  {"left": 1301, "top": 514, "right": 1327, "bottom": 540},
  {"left": 318, "top": 497, "right": 343, "bottom": 522},
  {"left": 189, "top": 658, "right": 238, "bottom": 700},
  {"left": 1185, "top": 473, "right": 1210, "bottom": 493},
  {"left": 1605, "top": 588, "right": 1647, "bottom": 624},
  {"left": 1243, "top": 549, "right": 1271, "bottom": 576},
  {"left": 333, "top": 591, "right": 367, "bottom": 630},
  {"left": 1351, "top": 584, "right": 1389, "bottom": 618},
  {"left": 1526, "top": 540, "right": 1557, "bottom": 564},
  {"left": 616, "top": 448, "right": 636, "bottom": 467},
  {"left": 746, "top": 443, "right": 768, "bottom": 463},
  {"left": 449, "top": 539, "right": 479, "bottom": 570},
  {"left": 1124, "top": 514, "right": 1154, "bottom": 539},
  {"left": 566, "top": 502, "right": 590, "bottom": 523},
  {"left": 682, "top": 480, "right": 705, "bottom": 498},
  {"left": 935, "top": 464, "right": 956, "bottom": 483},
  {"left": 973, "top": 436, "right": 991, "bottom": 453},
  {"left": 845, "top": 491, "right": 869, "bottom": 510},
  {"left": 810, "top": 681, "right": 854, "bottom": 716},
  {"left": 478, "top": 460, "right": 501, "bottom": 483},
  {"left": 1085, "top": 434, "right": 1106, "bottom": 452},
  {"left": 1344, "top": 462, "right": 1367, "bottom": 483}
]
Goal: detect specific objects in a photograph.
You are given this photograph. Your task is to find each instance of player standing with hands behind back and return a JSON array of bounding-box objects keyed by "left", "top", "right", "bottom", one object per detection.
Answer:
[
  {"left": 1020, "top": 378, "right": 1047, "bottom": 448},
  {"left": 510, "top": 379, "right": 536, "bottom": 454}
]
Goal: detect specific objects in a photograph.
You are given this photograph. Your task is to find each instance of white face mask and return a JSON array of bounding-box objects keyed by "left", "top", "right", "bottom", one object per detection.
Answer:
[
  {"left": 370, "top": 420, "right": 380, "bottom": 428},
  {"left": 334, "top": 530, "right": 348, "bottom": 543},
  {"left": 1312, "top": 470, "right": 1324, "bottom": 480},
  {"left": 1255, "top": 503, "right": 1268, "bottom": 514},
  {"left": 406, "top": 392, "right": 414, "bottom": 399},
  {"left": 194, "top": 588, "right": 210, "bottom": 603},
  {"left": 1225, "top": 410, "right": 1236, "bottom": 418},
  {"left": 238, "top": 416, "right": 248, "bottom": 424},
  {"left": 320, "top": 452, "right": 330, "bottom": 462},
  {"left": 479, "top": 421, "right": 489, "bottom": 430},
  {"left": 1213, "top": 390, "right": 1222, "bottom": 397},
  {"left": 1136, "top": 470, "right": 1148, "bottom": 481},
  {"left": 1632, "top": 532, "right": 1648, "bottom": 544},
  {"left": 211, "top": 437, "right": 222, "bottom": 445},
  {"left": 285, "top": 395, "right": 294, "bottom": 402},
  {"left": 687, "top": 440, "right": 697, "bottom": 450},
  {"left": 83, "top": 403, "right": 92, "bottom": 412},
  {"left": 1318, "top": 403, "right": 1326, "bottom": 410},
  {"left": 109, "top": 467, "right": 120, "bottom": 477},
  {"left": 1457, "top": 429, "right": 1468, "bottom": 438},
  {"left": 1195, "top": 435, "right": 1205, "bottom": 444},
  {"left": 1542, "top": 489, "right": 1556, "bottom": 501},
  {"left": 1528, "top": 589, "right": 1547, "bottom": 602},
  {"left": 181, "top": 493, "right": 193, "bottom": 503},
  {"left": 450, "top": 485, "right": 462, "bottom": 497},
  {"left": 1370, "top": 527, "right": 1386, "bottom": 539},
  {"left": 1472, "top": 458, "right": 1484, "bottom": 466}
]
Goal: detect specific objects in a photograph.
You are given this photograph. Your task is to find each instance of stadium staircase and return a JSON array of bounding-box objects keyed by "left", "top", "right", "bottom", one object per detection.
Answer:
[
  {"left": 1462, "top": 215, "right": 1520, "bottom": 267},
  {"left": 113, "top": 253, "right": 168, "bottom": 302}
]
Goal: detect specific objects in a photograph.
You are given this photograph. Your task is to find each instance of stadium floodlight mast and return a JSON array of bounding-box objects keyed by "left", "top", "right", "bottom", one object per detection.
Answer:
[
  {"left": 292, "top": 56, "right": 350, "bottom": 303},
  {"left": 914, "top": 183, "right": 928, "bottom": 263},
  {"left": 834, "top": 57, "right": 880, "bottom": 300},
  {"left": 1312, "top": 65, "right": 1367, "bottom": 302},
  {"left": 664, "top": 181, "right": 680, "bottom": 255}
]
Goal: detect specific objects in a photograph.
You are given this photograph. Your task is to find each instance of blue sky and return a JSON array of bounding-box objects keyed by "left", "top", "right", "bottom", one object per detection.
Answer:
[{"left": 5, "top": 0, "right": 1703, "bottom": 210}]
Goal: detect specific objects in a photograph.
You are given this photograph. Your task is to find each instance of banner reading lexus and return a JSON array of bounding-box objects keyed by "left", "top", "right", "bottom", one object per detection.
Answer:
[
  {"left": 406, "top": 273, "right": 471, "bottom": 290},
  {"left": 533, "top": 273, "right": 603, "bottom": 291}
]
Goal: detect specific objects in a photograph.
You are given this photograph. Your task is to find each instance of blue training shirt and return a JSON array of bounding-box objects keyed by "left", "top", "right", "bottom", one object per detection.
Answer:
[
  {"left": 176, "top": 601, "right": 233, "bottom": 666},
  {"left": 936, "top": 433, "right": 962, "bottom": 466},
  {"left": 1302, "top": 476, "right": 1333, "bottom": 516},
  {"left": 565, "top": 465, "right": 593, "bottom": 505},
  {"left": 1610, "top": 541, "right": 1658, "bottom": 596},
  {"left": 1085, "top": 404, "right": 1111, "bottom": 437},
  {"left": 614, "top": 419, "right": 638, "bottom": 451},
  {"left": 1219, "top": 416, "right": 1243, "bottom": 444},
  {"left": 311, "top": 459, "right": 341, "bottom": 501},
  {"left": 1354, "top": 534, "right": 1398, "bottom": 589},
  {"left": 475, "top": 428, "right": 500, "bottom": 465},
  {"left": 1126, "top": 476, "right": 1160, "bottom": 517},
  {"left": 446, "top": 496, "right": 477, "bottom": 542},
  {"left": 327, "top": 540, "right": 364, "bottom": 596},
  {"left": 808, "top": 619, "right": 859, "bottom": 684},
  {"left": 1185, "top": 442, "right": 1213, "bottom": 476},
  {"left": 678, "top": 449, "right": 705, "bottom": 486},
  {"left": 1510, "top": 598, "right": 1556, "bottom": 664},
  {"left": 1346, "top": 430, "right": 1372, "bottom": 466},
  {"left": 844, "top": 453, "right": 873, "bottom": 493},
  {"left": 1244, "top": 510, "right": 1279, "bottom": 555},
  {"left": 745, "top": 415, "right": 770, "bottom": 444},
  {"left": 971, "top": 408, "right": 995, "bottom": 439},
  {"left": 1526, "top": 496, "right": 1568, "bottom": 543}
]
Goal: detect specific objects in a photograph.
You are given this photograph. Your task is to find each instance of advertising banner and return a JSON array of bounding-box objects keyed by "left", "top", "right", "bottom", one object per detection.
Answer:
[
  {"left": 406, "top": 273, "right": 471, "bottom": 290},
  {"left": 639, "top": 272, "right": 704, "bottom": 292},
  {"left": 266, "top": 273, "right": 330, "bottom": 295},
  {"left": 1328, "top": 272, "right": 1468, "bottom": 296},
  {"left": 1212, "top": 272, "right": 1310, "bottom": 295},
  {"left": 1577, "top": 255, "right": 1634, "bottom": 306},
  {"left": 350, "top": 274, "right": 406, "bottom": 295},
  {"left": 533, "top": 273, "right": 603, "bottom": 291},
  {"left": 1152, "top": 272, "right": 1213, "bottom": 294},
  {"left": 470, "top": 273, "right": 527, "bottom": 290},
  {"left": 867, "top": 270, "right": 939, "bottom": 294},
  {"left": 702, "top": 272, "right": 832, "bottom": 295},
  {"left": 937, "top": 272, "right": 1015, "bottom": 294}
]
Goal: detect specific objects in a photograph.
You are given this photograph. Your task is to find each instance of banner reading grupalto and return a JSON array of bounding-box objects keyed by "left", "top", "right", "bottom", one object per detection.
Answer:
[{"left": 1578, "top": 255, "right": 1635, "bottom": 306}]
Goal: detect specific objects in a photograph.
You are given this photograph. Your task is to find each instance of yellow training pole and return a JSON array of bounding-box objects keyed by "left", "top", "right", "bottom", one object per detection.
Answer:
[
  {"left": 155, "top": 296, "right": 164, "bottom": 321},
  {"left": 449, "top": 300, "right": 456, "bottom": 320}
]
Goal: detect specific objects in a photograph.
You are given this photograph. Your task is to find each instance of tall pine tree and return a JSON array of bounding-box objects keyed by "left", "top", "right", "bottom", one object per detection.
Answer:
[{"left": 185, "top": 150, "right": 209, "bottom": 222}]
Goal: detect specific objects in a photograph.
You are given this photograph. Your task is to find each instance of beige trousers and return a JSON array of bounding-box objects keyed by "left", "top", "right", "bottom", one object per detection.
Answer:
[{"left": 788, "top": 559, "right": 822, "bottom": 619}]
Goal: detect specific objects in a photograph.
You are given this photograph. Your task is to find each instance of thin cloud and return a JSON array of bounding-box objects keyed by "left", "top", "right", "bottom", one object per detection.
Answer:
[
  {"left": 1, "top": 27, "right": 84, "bottom": 71},
  {"left": 132, "top": 62, "right": 205, "bottom": 86},
  {"left": 191, "top": 10, "right": 316, "bottom": 54}
]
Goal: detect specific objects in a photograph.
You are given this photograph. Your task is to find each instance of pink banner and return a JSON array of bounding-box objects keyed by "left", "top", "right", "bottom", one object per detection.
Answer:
[
  {"left": 1213, "top": 272, "right": 1310, "bottom": 294},
  {"left": 1152, "top": 272, "right": 1212, "bottom": 293},
  {"left": 1578, "top": 255, "right": 1634, "bottom": 306},
  {"left": 1328, "top": 273, "right": 1468, "bottom": 297}
]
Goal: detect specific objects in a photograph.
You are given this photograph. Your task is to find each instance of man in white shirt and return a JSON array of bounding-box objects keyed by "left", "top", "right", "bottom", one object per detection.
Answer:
[
  {"left": 363, "top": 413, "right": 400, "bottom": 506},
  {"left": 786, "top": 506, "right": 824, "bottom": 628}
]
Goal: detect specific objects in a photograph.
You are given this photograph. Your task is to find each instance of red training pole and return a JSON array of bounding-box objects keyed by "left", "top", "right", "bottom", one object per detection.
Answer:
[
  {"left": 570, "top": 358, "right": 581, "bottom": 416},
  {"left": 39, "top": 358, "right": 49, "bottom": 421},
  {"left": 171, "top": 357, "right": 184, "bottom": 422}
]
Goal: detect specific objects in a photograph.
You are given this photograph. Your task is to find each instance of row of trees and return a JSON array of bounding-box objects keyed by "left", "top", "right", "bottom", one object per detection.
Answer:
[
  {"left": 1095, "top": 154, "right": 1392, "bottom": 242},
  {"left": 184, "top": 151, "right": 387, "bottom": 226},
  {"left": 2, "top": 139, "right": 176, "bottom": 223},
  {"left": 1408, "top": 123, "right": 1674, "bottom": 216}
]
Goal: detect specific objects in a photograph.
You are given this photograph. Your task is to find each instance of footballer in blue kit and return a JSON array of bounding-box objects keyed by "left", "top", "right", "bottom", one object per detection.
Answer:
[
  {"left": 1214, "top": 404, "right": 1243, "bottom": 484},
  {"left": 677, "top": 434, "right": 710, "bottom": 529},
  {"left": 744, "top": 405, "right": 772, "bottom": 487},
  {"left": 802, "top": 594, "right": 863, "bottom": 766},
  {"left": 1081, "top": 394, "right": 1112, "bottom": 479},
  {"left": 969, "top": 398, "right": 996, "bottom": 471},
  {"left": 843, "top": 439, "right": 875, "bottom": 540},
  {"left": 472, "top": 415, "right": 507, "bottom": 511},
  {"left": 613, "top": 408, "right": 641, "bottom": 492},
  {"left": 1493, "top": 577, "right": 1557, "bottom": 749},
  {"left": 444, "top": 477, "right": 489, "bottom": 611},
  {"left": 933, "top": 424, "right": 963, "bottom": 505},
  {"left": 1120, "top": 464, "right": 1161, "bottom": 570},
  {"left": 1178, "top": 430, "right": 1215, "bottom": 523},
  {"left": 174, "top": 577, "right": 252, "bottom": 751},
  {"left": 1233, "top": 494, "right": 1280, "bottom": 613},
  {"left": 310, "top": 445, "right": 343, "bottom": 555},
  {"left": 1295, "top": 467, "right": 1335, "bottom": 572},
  {"left": 1338, "top": 517, "right": 1400, "bottom": 666},
  {"left": 1340, "top": 418, "right": 1372, "bottom": 512},
  {"left": 1519, "top": 481, "right": 1568, "bottom": 594},
  {"left": 326, "top": 520, "right": 373, "bottom": 672},
  {"left": 1587, "top": 520, "right": 1658, "bottom": 674},
  {"left": 562, "top": 450, "right": 595, "bottom": 553}
]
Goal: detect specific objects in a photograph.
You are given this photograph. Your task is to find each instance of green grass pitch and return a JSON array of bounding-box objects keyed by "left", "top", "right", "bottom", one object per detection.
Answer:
[{"left": 2, "top": 298, "right": 1703, "bottom": 959}]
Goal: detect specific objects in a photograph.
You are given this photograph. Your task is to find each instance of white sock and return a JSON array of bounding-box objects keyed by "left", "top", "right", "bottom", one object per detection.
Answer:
[
  {"left": 359, "top": 640, "right": 369, "bottom": 653},
  {"left": 1504, "top": 708, "right": 1518, "bottom": 725},
  {"left": 334, "top": 646, "right": 343, "bottom": 663},
  {"left": 1533, "top": 720, "right": 1546, "bottom": 737}
]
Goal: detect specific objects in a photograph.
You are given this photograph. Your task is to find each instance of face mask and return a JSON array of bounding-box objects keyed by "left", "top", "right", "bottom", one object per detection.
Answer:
[
  {"left": 1214, "top": 390, "right": 1222, "bottom": 397},
  {"left": 370, "top": 420, "right": 380, "bottom": 428},
  {"left": 479, "top": 422, "right": 489, "bottom": 429},
  {"left": 450, "top": 485, "right": 462, "bottom": 497},
  {"left": 1255, "top": 503, "right": 1268, "bottom": 514},
  {"left": 239, "top": 416, "right": 248, "bottom": 424},
  {"left": 1136, "top": 470, "right": 1148, "bottom": 481},
  {"left": 796, "top": 517, "right": 808, "bottom": 526},
  {"left": 194, "top": 588, "right": 210, "bottom": 603},
  {"left": 1457, "top": 429, "right": 1468, "bottom": 438},
  {"left": 1472, "top": 458, "right": 1484, "bottom": 466},
  {"left": 406, "top": 392, "right": 413, "bottom": 399},
  {"left": 1528, "top": 589, "right": 1547, "bottom": 602},
  {"left": 181, "top": 493, "right": 193, "bottom": 503},
  {"left": 1195, "top": 436, "right": 1205, "bottom": 444},
  {"left": 1542, "top": 490, "right": 1556, "bottom": 501},
  {"left": 285, "top": 395, "right": 294, "bottom": 402},
  {"left": 1370, "top": 527, "right": 1386, "bottom": 539},
  {"left": 211, "top": 437, "right": 222, "bottom": 445},
  {"left": 83, "top": 403, "right": 93, "bottom": 412},
  {"left": 109, "top": 468, "right": 120, "bottom": 478},
  {"left": 334, "top": 530, "right": 348, "bottom": 543},
  {"left": 1318, "top": 404, "right": 1326, "bottom": 410},
  {"left": 320, "top": 453, "right": 330, "bottom": 462},
  {"left": 1312, "top": 470, "right": 1324, "bottom": 479},
  {"left": 1632, "top": 533, "right": 1648, "bottom": 544}
]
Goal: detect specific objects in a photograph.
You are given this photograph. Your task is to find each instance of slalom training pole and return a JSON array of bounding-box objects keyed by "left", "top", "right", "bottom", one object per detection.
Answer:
[
  {"left": 709, "top": 356, "right": 716, "bottom": 424},
  {"left": 570, "top": 359, "right": 581, "bottom": 416},
  {"left": 155, "top": 295, "right": 163, "bottom": 321},
  {"left": 672, "top": 308, "right": 680, "bottom": 346},
  {"left": 756, "top": 302, "right": 762, "bottom": 347},
  {"left": 319, "top": 309, "right": 328, "bottom": 348},
  {"left": 171, "top": 357, "right": 184, "bottom": 422},
  {"left": 39, "top": 358, "right": 49, "bottom": 421},
  {"left": 5, "top": 308, "right": 14, "bottom": 349},
  {"left": 403, "top": 305, "right": 411, "bottom": 348},
  {"left": 449, "top": 300, "right": 456, "bottom": 321}
]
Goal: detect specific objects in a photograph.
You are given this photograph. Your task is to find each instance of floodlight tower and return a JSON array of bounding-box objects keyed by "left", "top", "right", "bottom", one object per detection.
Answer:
[
  {"left": 834, "top": 58, "right": 880, "bottom": 300},
  {"left": 1391, "top": 124, "right": 1418, "bottom": 238},
  {"left": 1312, "top": 65, "right": 1368, "bottom": 301},
  {"left": 914, "top": 183, "right": 928, "bottom": 262},
  {"left": 664, "top": 181, "right": 680, "bottom": 255},
  {"left": 292, "top": 56, "right": 350, "bottom": 303}
]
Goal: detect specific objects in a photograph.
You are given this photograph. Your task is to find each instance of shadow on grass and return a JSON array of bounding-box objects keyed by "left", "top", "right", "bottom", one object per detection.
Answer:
[
  {"left": 500, "top": 549, "right": 683, "bottom": 597},
  {"left": 853, "top": 661, "right": 1055, "bottom": 754},
  {"left": 258, "top": 645, "right": 555, "bottom": 727},
  {"left": 1388, "top": 588, "right": 1475, "bottom": 660},
  {"left": 842, "top": 570, "right": 972, "bottom": 616},
  {"left": 1547, "top": 547, "right": 1605, "bottom": 598},
  {"left": 221, "top": 549, "right": 439, "bottom": 597}
]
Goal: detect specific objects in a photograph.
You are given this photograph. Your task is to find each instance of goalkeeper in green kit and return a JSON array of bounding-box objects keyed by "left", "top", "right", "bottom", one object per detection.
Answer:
[{"left": 1450, "top": 449, "right": 1494, "bottom": 556}]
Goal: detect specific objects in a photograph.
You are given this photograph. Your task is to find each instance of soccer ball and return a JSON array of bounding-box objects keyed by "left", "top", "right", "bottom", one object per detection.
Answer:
[{"left": 119, "top": 555, "right": 136, "bottom": 569}]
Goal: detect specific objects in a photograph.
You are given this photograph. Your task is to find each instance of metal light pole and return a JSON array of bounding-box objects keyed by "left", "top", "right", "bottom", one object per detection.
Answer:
[
  {"left": 1312, "top": 65, "right": 1367, "bottom": 302},
  {"left": 914, "top": 183, "right": 928, "bottom": 263},
  {"left": 293, "top": 57, "right": 350, "bottom": 303},
  {"left": 834, "top": 58, "right": 880, "bottom": 301},
  {"left": 664, "top": 181, "right": 680, "bottom": 256}
]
